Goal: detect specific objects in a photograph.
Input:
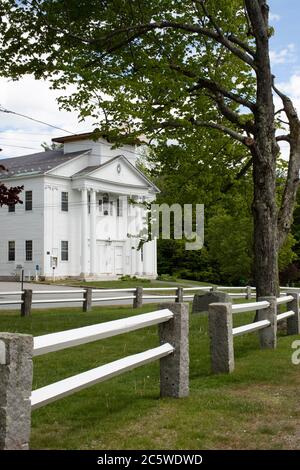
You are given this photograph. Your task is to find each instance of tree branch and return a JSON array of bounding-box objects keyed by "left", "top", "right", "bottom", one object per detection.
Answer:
[
  {"left": 168, "top": 63, "right": 255, "bottom": 110},
  {"left": 193, "top": 0, "right": 255, "bottom": 57},
  {"left": 276, "top": 134, "right": 290, "bottom": 142},
  {"left": 208, "top": 92, "right": 255, "bottom": 133},
  {"left": 90, "top": 20, "right": 255, "bottom": 68},
  {"left": 189, "top": 118, "right": 255, "bottom": 146}
]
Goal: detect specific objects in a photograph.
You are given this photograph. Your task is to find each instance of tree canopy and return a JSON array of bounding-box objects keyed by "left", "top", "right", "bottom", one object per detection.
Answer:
[{"left": 1, "top": 1, "right": 300, "bottom": 295}]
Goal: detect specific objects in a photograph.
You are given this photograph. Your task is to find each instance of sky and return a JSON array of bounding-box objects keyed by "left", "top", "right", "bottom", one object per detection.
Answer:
[{"left": 0, "top": 0, "right": 299, "bottom": 159}]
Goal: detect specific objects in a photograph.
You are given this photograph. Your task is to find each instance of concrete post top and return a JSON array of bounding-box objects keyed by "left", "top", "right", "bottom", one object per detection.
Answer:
[
  {"left": 209, "top": 302, "right": 232, "bottom": 310},
  {"left": 0, "top": 332, "right": 33, "bottom": 341},
  {"left": 160, "top": 302, "right": 189, "bottom": 313},
  {"left": 289, "top": 292, "right": 300, "bottom": 299},
  {"left": 257, "top": 295, "right": 277, "bottom": 301},
  {"left": 0, "top": 333, "right": 33, "bottom": 366}
]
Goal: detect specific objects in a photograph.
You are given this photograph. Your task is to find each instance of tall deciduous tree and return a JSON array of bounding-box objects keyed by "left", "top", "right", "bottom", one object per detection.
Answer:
[{"left": 1, "top": 0, "right": 299, "bottom": 295}]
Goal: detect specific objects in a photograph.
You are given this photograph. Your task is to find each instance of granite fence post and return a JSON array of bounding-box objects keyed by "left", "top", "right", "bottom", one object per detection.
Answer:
[
  {"left": 287, "top": 292, "right": 300, "bottom": 335},
  {"left": 158, "top": 302, "right": 189, "bottom": 398},
  {"left": 208, "top": 302, "right": 234, "bottom": 374},
  {"left": 133, "top": 287, "right": 143, "bottom": 308},
  {"left": 83, "top": 287, "right": 93, "bottom": 312},
  {"left": 257, "top": 296, "right": 277, "bottom": 349},
  {"left": 176, "top": 287, "right": 183, "bottom": 303},
  {"left": 21, "top": 289, "right": 32, "bottom": 317},
  {"left": 246, "top": 286, "right": 252, "bottom": 300},
  {"left": 0, "top": 333, "right": 33, "bottom": 450}
]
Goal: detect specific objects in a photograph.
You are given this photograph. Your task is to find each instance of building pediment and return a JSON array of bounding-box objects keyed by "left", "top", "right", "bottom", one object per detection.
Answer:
[{"left": 71, "top": 155, "right": 159, "bottom": 194}]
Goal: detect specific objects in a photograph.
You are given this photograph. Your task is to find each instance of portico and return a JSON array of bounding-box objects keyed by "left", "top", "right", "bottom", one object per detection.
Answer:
[{"left": 73, "top": 155, "right": 158, "bottom": 279}]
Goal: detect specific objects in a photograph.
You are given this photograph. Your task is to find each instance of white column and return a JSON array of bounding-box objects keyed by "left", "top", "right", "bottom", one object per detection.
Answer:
[
  {"left": 90, "top": 189, "right": 97, "bottom": 275},
  {"left": 135, "top": 204, "right": 143, "bottom": 275},
  {"left": 80, "top": 188, "right": 88, "bottom": 276}
]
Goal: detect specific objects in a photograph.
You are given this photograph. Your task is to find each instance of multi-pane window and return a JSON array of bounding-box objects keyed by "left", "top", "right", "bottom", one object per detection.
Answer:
[
  {"left": 61, "top": 192, "right": 68, "bottom": 212},
  {"left": 8, "top": 241, "right": 15, "bottom": 261},
  {"left": 99, "top": 194, "right": 113, "bottom": 215},
  {"left": 8, "top": 204, "right": 15, "bottom": 213},
  {"left": 25, "top": 191, "right": 32, "bottom": 211},
  {"left": 88, "top": 193, "right": 91, "bottom": 214},
  {"left": 61, "top": 241, "right": 69, "bottom": 261},
  {"left": 117, "top": 197, "right": 123, "bottom": 217},
  {"left": 25, "top": 240, "right": 33, "bottom": 261}
]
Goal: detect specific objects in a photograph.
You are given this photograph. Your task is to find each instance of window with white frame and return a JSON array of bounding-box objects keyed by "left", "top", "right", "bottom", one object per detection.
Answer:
[
  {"left": 61, "top": 241, "right": 69, "bottom": 261},
  {"left": 99, "top": 194, "right": 113, "bottom": 215},
  {"left": 61, "top": 192, "right": 68, "bottom": 212},
  {"left": 25, "top": 191, "right": 32, "bottom": 211},
  {"left": 8, "top": 241, "right": 15, "bottom": 261},
  {"left": 117, "top": 197, "right": 123, "bottom": 217},
  {"left": 25, "top": 240, "right": 33, "bottom": 261}
]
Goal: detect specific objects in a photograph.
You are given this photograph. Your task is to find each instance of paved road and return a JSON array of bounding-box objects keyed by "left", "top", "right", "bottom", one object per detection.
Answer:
[{"left": 0, "top": 281, "right": 188, "bottom": 310}]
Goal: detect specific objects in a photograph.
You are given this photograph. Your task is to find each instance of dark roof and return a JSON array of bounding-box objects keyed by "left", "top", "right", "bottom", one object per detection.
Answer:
[
  {"left": 0, "top": 149, "right": 87, "bottom": 179},
  {"left": 52, "top": 132, "right": 96, "bottom": 144},
  {"left": 72, "top": 165, "right": 100, "bottom": 177}
]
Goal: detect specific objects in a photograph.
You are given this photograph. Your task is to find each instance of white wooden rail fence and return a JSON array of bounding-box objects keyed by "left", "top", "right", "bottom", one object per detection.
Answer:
[
  {"left": 0, "top": 302, "right": 189, "bottom": 450},
  {"left": 0, "top": 284, "right": 298, "bottom": 316},
  {"left": 208, "top": 292, "right": 300, "bottom": 374}
]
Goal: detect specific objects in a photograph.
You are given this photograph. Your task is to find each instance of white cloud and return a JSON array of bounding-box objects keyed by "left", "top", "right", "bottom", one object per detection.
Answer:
[
  {"left": 270, "top": 43, "right": 297, "bottom": 66},
  {"left": 269, "top": 13, "right": 281, "bottom": 22},
  {"left": 274, "top": 74, "right": 300, "bottom": 160},
  {"left": 0, "top": 76, "right": 95, "bottom": 158}
]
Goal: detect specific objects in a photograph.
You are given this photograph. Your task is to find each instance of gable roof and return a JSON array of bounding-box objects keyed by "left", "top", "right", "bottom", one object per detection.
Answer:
[
  {"left": 72, "top": 155, "right": 160, "bottom": 192},
  {"left": 0, "top": 149, "right": 85, "bottom": 179}
]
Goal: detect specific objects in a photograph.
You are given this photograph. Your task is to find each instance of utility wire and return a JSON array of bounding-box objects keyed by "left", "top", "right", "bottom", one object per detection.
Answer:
[{"left": 0, "top": 105, "right": 74, "bottom": 135}]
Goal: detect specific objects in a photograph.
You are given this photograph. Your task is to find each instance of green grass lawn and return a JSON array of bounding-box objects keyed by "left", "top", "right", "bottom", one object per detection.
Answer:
[
  {"left": 34, "top": 277, "right": 214, "bottom": 289},
  {"left": 0, "top": 304, "right": 299, "bottom": 450}
]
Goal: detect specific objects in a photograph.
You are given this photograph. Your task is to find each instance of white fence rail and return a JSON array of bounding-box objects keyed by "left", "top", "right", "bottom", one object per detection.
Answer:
[
  {"left": 0, "top": 284, "right": 299, "bottom": 316},
  {"left": 33, "top": 309, "right": 173, "bottom": 356},
  {"left": 31, "top": 343, "right": 174, "bottom": 410},
  {"left": 0, "top": 303, "right": 189, "bottom": 450}
]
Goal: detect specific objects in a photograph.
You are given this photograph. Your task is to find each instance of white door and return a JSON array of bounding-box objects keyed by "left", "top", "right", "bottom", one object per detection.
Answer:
[
  {"left": 114, "top": 246, "right": 123, "bottom": 275},
  {"left": 99, "top": 245, "right": 113, "bottom": 274}
]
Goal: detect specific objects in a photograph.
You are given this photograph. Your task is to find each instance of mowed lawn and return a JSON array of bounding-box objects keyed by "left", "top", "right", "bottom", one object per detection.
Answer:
[{"left": 0, "top": 304, "right": 299, "bottom": 450}]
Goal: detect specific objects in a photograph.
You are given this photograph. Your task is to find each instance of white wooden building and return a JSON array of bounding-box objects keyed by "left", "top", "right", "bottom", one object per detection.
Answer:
[{"left": 0, "top": 132, "right": 159, "bottom": 280}]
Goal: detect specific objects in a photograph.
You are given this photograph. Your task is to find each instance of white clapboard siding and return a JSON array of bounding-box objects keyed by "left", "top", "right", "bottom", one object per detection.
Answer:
[
  {"left": 277, "top": 310, "right": 295, "bottom": 322},
  {"left": 33, "top": 309, "right": 173, "bottom": 356},
  {"left": 31, "top": 343, "right": 174, "bottom": 410},
  {"left": 232, "top": 319, "right": 271, "bottom": 337},
  {"left": 232, "top": 300, "right": 270, "bottom": 314},
  {"left": 276, "top": 295, "right": 294, "bottom": 305}
]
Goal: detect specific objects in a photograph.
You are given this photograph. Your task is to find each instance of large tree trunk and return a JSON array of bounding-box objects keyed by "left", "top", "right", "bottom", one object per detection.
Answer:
[
  {"left": 252, "top": 157, "right": 279, "bottom": 298},
  {"left": 248, "top": 0, "right": 280, "bottom": 298}
]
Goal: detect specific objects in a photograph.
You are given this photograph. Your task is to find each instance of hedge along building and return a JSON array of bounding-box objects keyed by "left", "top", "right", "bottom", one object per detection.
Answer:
[{"left": 0, "top": 132, "right": 159, "bottom": 280}]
